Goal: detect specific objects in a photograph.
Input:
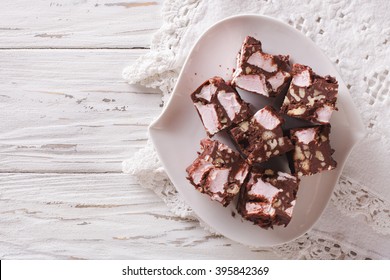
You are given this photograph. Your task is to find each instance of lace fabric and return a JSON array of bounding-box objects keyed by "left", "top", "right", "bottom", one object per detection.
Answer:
[
  {"left": 333, "top": 176, "right": 390, "bottom": 235},
  {"left": 123, "top": 0, "right": 390, "bottom": 259}
]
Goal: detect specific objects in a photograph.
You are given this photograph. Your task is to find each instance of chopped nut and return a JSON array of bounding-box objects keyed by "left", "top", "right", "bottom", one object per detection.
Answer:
[
  {"left": 301, "top": 160, "right": 310, "bottom": 170},
  {"left": 245, "top": 66, "right": 252, "bottom": 74},
  {"left": 299, "top": 88, "right": 306, "bottom": 98},
  {"left": 227, "top": 184, "right": 239, "bottom": 194},
  {"left": 239, "top": 121, "right": 249, "bottom": 132},
  {"left": 278, "top": 137, "right": 284, "bottom": 146},
  {"left": 294, "top": 146, "right": 305, "bottom": 160},
  {"left": 321, "top": 162, "right": 326, "bottom": 167},
  {"left": 321, "top": 135, "right": 328, "bottom": 142},
  {"left": 264, "top": 169, "right": 274, "bottom": 175},
  {"left": 297, "top": 171, "right": 303, "bottom": 177},
  {"left": 267, "top": 139, "right": 277, "bottom": 150},
  {"left": 220, "top": 117, "right": 228, "bottom": 124},
  {"left": 283, "top": 98, "right": 290, "bottom": 105},
  {"left": 262, "top": 131, "right": 275, "bottom": 140},
  {"left": 289, "top": 89, "right": 301, "bottom": 101},
  {"left": 304, "top": 151, "right": 311, "bottom": 158},
  {"left": 315, "top": 151, "right": 324, "bottom": 161},
  {"left": 214, "top": 158, "right": 225, "bottom": 165},
  {"left": 273, "top": 150, "right": 280, "bottom": 155},
  {"left": 313, "top": 89, "right": 321, "bottom": 96},
  {"left": 308, "top": 95, "right": 325, "bottom": 106},
  {"left": 288, "top": 106, "right": 306, "bottom": 115},
  {"left": 273, "top": 199, "right": 282, "bottom": 208},
  {"left": 266, "top": 151, "right": 272, "bottom": 157}
]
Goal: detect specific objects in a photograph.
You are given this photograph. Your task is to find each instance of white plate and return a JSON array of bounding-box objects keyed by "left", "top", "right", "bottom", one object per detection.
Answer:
[{"left": 149, "top": 15, "right": 365, "bottom": 247}]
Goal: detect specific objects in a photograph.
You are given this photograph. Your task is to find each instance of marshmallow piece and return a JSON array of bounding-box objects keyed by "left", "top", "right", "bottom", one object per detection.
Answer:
[
  {"left": 253, "top": 107, "right": 281, "bottom": 130},
  {"left": 247, "top": 52, "right": 278, "bottom": 73},
  {"left": 245, "top": 202, "right": 275, "bottom": 216},
  {"left": 194, "top": 103, "right": 220, "bottom": 135},
  {"left": 189, "top": 159, "right": 214, "bottom": 185},
  {"left": 315, "top": 104, "right": 334, "bottom": 123},
  {"left": 285, "top": 200, "right": 296, "bottom": 217},
  {"left": 248, "top": 177, "right": 281, "bottom": 202},
  {"left": 207, "top": 168, "right": 230, "bottom": 194},
  {"left": 294, "top": 128, "right": 316, "bottom": 144},
  {"left": 277, "top": 171, "right": 297, "bottom": 181},
  {"left": 195, "top": 84, "right": 217, "bottom": 102},
  {"left": 268, "top": 71, "right": 289, "bottom": 91},
  {"left": 233, "top": 74, "right": 268, "bottom": 96},
  {"left": 217, "top": 91, "right": 242, "bottom": 121},
  {"left": 292, "top": 70, "right": 311, "bottom": 87},
  {"left": 234, "top": 164, "right": 250, "bottom": 183}
]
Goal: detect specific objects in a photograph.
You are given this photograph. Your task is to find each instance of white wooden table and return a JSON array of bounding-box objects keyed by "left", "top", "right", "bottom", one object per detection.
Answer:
[{"left": 0, "top": 0, "right": 277, "bottom": 259}]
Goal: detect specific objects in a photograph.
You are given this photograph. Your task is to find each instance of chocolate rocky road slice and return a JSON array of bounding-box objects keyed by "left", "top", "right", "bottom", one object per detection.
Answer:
[
  {"left": 191, "top": 76, "right": 251, "bottom": 137},
  {"left": 280, "top": 63, "right": 338, "bottom": 124},
  {"left": 186, "top": 138, "right": 250, "bottom": 207},
  {"left": 237, "top": 168, "right": 299, "bottom": 229},
  {"left": 290, "top": 125, "right": 337, "bottom": 177},
  {"left": 229, "top": 105, "right": 294, "bottom": 165},
  {"left": 231, "top": 36, "right": 291, "bottom": 97}
]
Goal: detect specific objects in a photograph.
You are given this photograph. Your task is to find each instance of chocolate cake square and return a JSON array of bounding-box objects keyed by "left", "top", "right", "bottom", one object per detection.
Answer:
[
  {"left": 229, "top": 105, "right": 294, "bottom": 164},
  {"left": 290, "top": 125, "right": 337, "bottom": 176},
  {"left": 186, "top": 138, "right": 250, "bottom": 206},
  {"left": 231, "top": 36, "right": 291, "bottom": 97},
  {"left": 237, "top": 168, "right": 299, "bottom": 228},
  {"left": 280, "top": 64, "right": 338, "bottom": 124},
  {"left": 191, "top": 76, "right": 251, "bottom": 136}
]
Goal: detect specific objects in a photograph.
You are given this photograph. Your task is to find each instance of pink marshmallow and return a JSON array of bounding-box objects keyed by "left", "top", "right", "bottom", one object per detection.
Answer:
[
  {"left": 253, "top": 107, "right": 281, "bottom": 130},
  {"left": 194, "top": 103, "right": 220, "bottom": 135},
  {"left": 292, "top": 70, "right": 311, "bottom": 87},
  {"left": 315, "top": 104, "right": 334, "bottom": 123},
  {"left": 247, "top": 52, "right": 277, "bottom": 73},
  {"left": 294, "top": 128, "right": 316, "bottom": 144},
  {"left": 217, "top": 91, "right": 242, "bottom": 121}
]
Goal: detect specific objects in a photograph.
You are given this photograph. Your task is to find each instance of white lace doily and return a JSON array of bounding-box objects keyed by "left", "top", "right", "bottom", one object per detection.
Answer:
[{"left": 123, "top": 0, "right": 390, "bottom": 259}]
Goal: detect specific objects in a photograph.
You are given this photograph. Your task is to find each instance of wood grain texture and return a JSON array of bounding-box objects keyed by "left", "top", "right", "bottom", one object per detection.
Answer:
[
  {"left": 0, "top": 173, "right": 278, "bottom": 259},
  {"left": 0, "top": 0, "right": 279, "bottom": 259},
  {"left": 0, "top": 50, "right": 162, "bottom": 173},
  {"left": 0, "top": 0, "right": 163, "bottom": 48}
]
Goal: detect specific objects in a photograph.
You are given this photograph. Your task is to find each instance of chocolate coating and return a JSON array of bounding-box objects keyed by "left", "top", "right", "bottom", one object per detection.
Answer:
[
  {"left": 232, "top": 36, "right": 292, "bottom": 97},
  {"left": 229, "top": 105, "right": 294, "bottom": 164},
  {"left": 280, "top": 64, "right": 338, "bottom": 124},
  {"left": 191, "top": 76, "right": 251, "bottom": 136},
  {"left": 290, "top": 125, "right": 337, "bottom": 176},
  {"left": 237, "top": 168, "right": 299, "bottom": 229},
  {"left": 186, "top": 138, "right": 250, "bottom": 206}
]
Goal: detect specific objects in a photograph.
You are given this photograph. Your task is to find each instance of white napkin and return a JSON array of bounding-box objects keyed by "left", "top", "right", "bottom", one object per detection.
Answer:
[{"left": 123, "top": 0, "right": 390, "bottom": 259}]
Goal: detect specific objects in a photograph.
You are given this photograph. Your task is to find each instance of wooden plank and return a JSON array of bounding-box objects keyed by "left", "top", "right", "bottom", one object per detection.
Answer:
[
  {"left": 0, "top": 0, "right": 163, "bottom": 48},
  {"left": 0, "top": 50, "right": 162, "bottom": 172},
  {"left": 0, "top": 173, "right": 278, "bottom": 259}
]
